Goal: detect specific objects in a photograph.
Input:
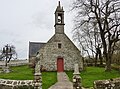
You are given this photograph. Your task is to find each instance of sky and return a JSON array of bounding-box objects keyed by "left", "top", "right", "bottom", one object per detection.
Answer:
[{"left": 0, "top": 0, "right": 75, "bottom": 59}]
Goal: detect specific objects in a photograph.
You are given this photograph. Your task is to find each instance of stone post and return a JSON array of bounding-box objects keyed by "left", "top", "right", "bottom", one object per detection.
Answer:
[
  {"left": 34, "top": 72, "right": 42, "bottom": 89},
  {"left": 73, "top": 64, "right": 82, "bottom": 89}
]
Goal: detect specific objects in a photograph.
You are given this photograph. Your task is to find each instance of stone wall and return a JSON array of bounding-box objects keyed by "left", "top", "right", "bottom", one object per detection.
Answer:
[
  {"left": 0, "top": 60, "right": 28, "bottom": 68},
  {"left": 0, "top": 79, "right": 34, "bottom": 89},
  {"left": 94, "top": 78, "right": 120, "bottom": 89},
  {"left": 38, "top": 33, "right": 83, "bottom": 71}
]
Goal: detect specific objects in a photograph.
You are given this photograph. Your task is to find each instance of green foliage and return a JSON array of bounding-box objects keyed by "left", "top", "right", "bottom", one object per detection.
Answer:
[
  {"left": 0, "top": 65, "right": 34, "bottom": 80},
  {"left": 66, "top": 67, "right": 120, "bottom": 88},
  {"left": 42, "top": 72, "right": 57, "bottom": 89}
]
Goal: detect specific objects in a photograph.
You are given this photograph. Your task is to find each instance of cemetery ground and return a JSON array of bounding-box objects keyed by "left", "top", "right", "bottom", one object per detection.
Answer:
[
  {"left": 0, "top": 65, "right": 57, "bottom": 89},
  {"left": 0, "top": 65, "right": 120, "bottom": 89},
  {"left": 66, "top": 67, "right": 120, "bottom": 88}
]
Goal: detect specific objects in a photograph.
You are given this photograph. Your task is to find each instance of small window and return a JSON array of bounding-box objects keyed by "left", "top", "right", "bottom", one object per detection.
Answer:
[{"left": 58, "top": 43, "right": 62, "bottom": 48}]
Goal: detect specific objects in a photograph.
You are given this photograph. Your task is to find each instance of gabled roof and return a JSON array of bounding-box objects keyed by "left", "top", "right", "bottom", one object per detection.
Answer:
[{"left": 29, "top": 42, "right": 46, "bottom": 58}]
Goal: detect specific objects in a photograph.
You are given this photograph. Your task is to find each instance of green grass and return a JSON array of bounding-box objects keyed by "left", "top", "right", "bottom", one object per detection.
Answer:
[
  {"left": 1, "top": 66, "right": 119, "bottom": 88},
  {"left": 0, "top": 65, "right": 57, "bottom": 89},
  {"left": 66, "top": 67, "right": 120, "bottom": 88},
  {"left": 42, "top": 72, "right": 57, "bottom": 89},
  {"left": 0, "top": 65, "right": 34, "bottom": 80}
]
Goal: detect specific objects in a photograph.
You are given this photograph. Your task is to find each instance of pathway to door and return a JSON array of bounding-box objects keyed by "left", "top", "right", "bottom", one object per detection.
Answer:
[{"left": 48, "top": 72, "right": 73, "bottom": 89}]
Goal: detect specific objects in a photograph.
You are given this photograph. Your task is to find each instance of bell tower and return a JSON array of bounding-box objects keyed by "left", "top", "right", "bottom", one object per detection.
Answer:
[{"left": 54, "top": 1, "right": 65, "bottom": 34}]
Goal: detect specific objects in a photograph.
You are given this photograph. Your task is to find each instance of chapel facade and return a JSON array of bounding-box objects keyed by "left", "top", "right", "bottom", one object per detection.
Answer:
[{"left": 30, "top": 1, "right": 83, "bottom": 72}]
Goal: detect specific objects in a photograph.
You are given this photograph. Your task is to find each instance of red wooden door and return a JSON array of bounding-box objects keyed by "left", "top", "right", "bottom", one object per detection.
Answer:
[{"left": 57, "top": 58, "right": 64, "bottom": 72}]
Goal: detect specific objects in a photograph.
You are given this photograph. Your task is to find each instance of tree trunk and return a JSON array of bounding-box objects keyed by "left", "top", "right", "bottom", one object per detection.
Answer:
[
  {"left": 5, "top": 57, "right": 7, "bottom": 67},
  {"left": 99, "top": 58, "right": 103, "bottom": 65},
  {"left": 105, "top": 53, "right": 112, "bottom": 71},
  {"left": 105, "top": 60, "right": 111, "bottom": 71},
  {"left": 99, "top": 53, "right": 103, "bottom": 65},
  {"left": 95, "top": 53, "right": 98, "bottom": 66}
]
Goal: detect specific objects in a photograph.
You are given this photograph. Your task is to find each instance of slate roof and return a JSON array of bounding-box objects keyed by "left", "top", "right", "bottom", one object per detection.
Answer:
[{"left": 29, "top": 42, "right": 46, "bottom": 58}]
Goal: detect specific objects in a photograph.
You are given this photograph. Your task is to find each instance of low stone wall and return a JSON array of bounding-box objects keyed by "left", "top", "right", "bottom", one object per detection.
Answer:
[
  {"left": 94, "top": 78, "right": 120, "bottom": 89},
  {"left": 0, "top": 60, "right": 28, "bottom": 68},
  {"left": 0, "top": 79, "right": 34, "bottom": 89}
]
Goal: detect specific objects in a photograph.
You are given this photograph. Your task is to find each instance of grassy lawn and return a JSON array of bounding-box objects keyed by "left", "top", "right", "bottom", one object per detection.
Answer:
[
  {"left": 42, "top": 72, "right": 57, "bottom": 89},
  {"left": 0, "top": 65, "right": 34, "bottom": 80},
  {"left": 0, "top": 65, "right": 57, "bottom": 89},
  {"left": 1, "top": 65, "right": 119, "bottom": 88},
  {"left": 66, "top": 67, "right": 120, "bottom": 88}
]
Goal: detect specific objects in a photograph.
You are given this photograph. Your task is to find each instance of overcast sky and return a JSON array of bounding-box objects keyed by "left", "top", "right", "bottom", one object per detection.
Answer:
[{"left": 0, "top": 0, "right": 75, "bottom": 59}]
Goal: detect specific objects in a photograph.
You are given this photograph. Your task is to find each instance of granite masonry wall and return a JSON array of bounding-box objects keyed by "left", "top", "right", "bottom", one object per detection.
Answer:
[
  {"left": 0, "top": 60, "right": 28, "bottom": 68},
  {"left": 0, "top": 79, "right": 34, "bottom": 89},
  {"left": 37, "top": 33, "right": 83, "bottom": 71},
  {"left": 94, "top": 78, "right": 120, "bottom": 89}
]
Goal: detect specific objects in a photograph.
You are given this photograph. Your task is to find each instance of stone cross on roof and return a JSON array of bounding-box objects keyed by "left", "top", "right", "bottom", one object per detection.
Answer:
[
  {"left": 56, "top": 1, "right": 63, "bottom": 11},
  {"left": 58, "top": 1, "right": 60, "bottom": 7}
]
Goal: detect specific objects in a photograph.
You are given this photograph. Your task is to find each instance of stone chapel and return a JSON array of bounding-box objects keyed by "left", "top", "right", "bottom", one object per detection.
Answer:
[{"left": 29, "top": 1, "right": 83, "bottom": 72}]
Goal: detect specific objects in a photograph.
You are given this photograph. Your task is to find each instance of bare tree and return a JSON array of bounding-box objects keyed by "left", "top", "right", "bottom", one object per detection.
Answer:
[
  {"left": 72, "top": 0, "right": 120, "bottom": 71},
  {"left": 0, "top": 44, "right": 17, "bottom": 67},
  {"left": 95, "top": 44, "right": 103, "bottom": 66},
  {"left": 73, "top": 10, "right": 103, "bottom": 66}
]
